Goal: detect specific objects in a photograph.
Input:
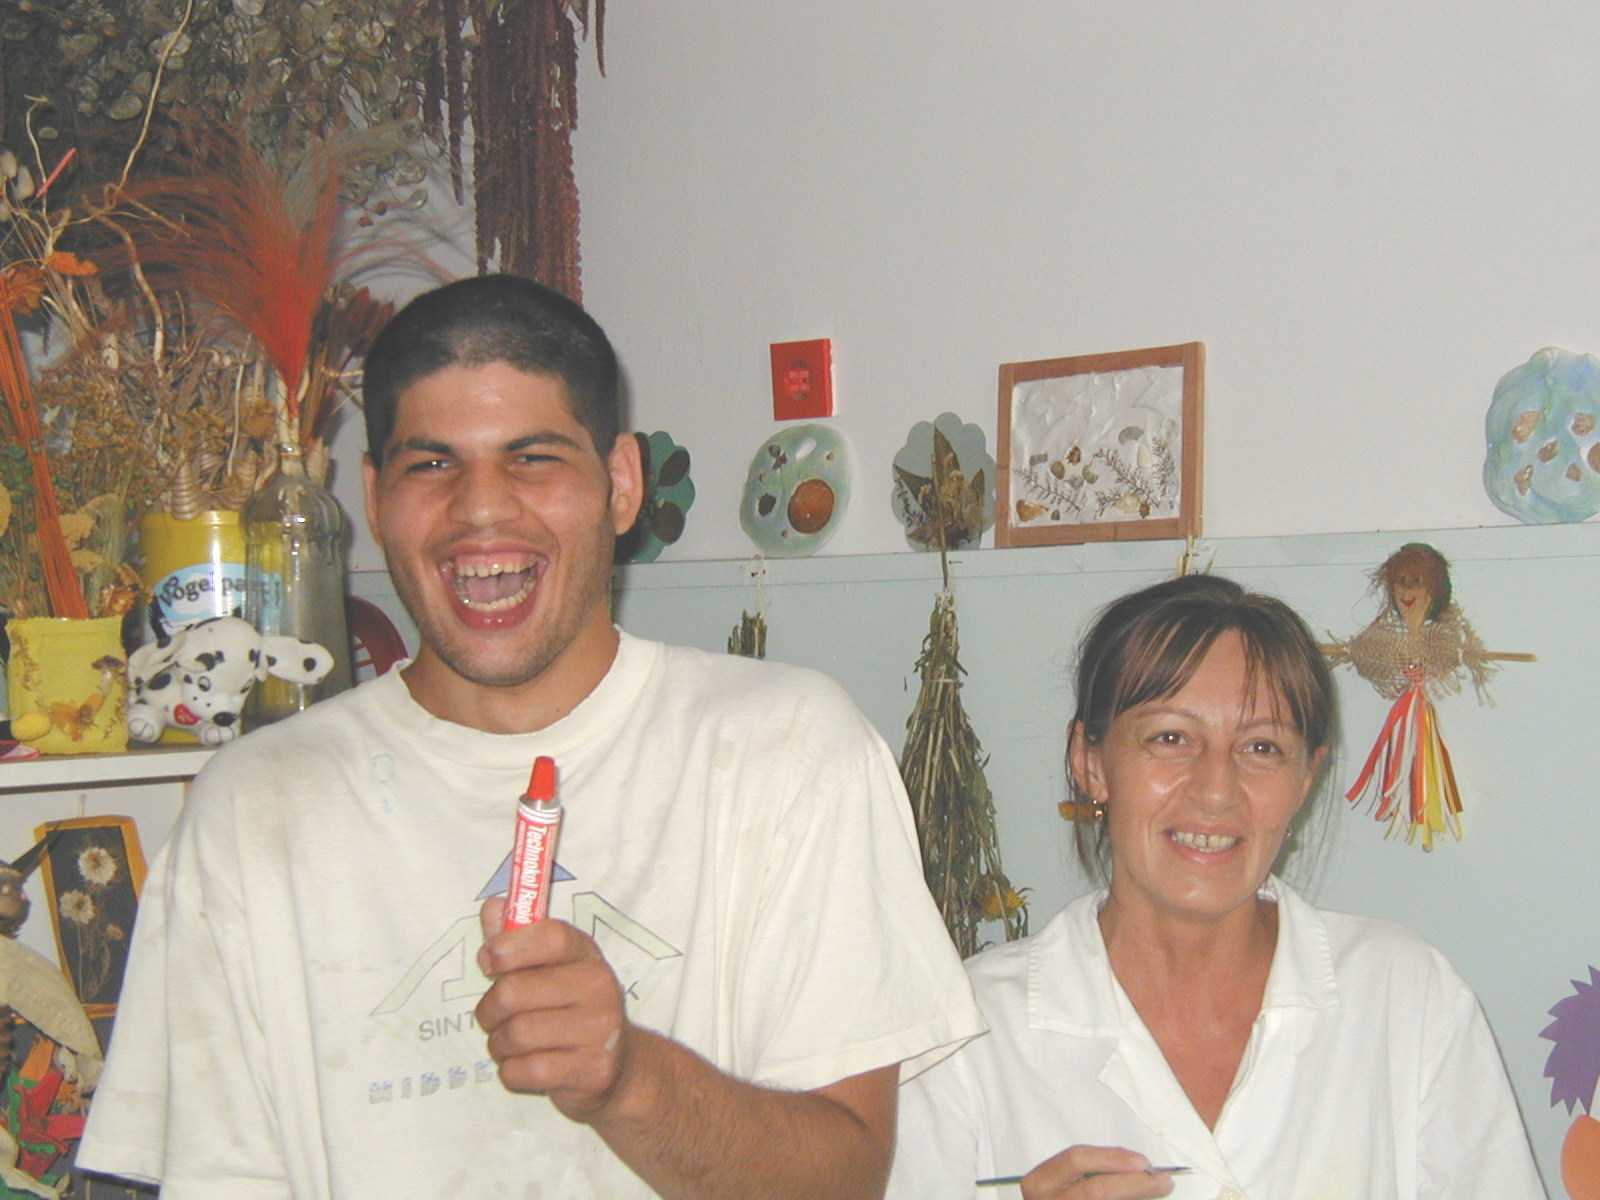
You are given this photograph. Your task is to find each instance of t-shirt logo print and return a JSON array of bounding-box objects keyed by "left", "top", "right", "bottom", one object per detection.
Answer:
[
  {"left": 371, "top": 857, "right": 683, "bottom": 1021},
  {"left": 364, "top": 859, "right": 681, "bottom": 1108}
]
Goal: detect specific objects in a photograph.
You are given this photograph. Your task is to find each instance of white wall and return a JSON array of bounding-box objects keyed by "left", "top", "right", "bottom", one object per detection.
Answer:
[
  {"left": 341, "top": 1, "right": 1600, "bottom": 570},
  {"left": 522, "top": 0, "right": 1600, "bottom": 564}
]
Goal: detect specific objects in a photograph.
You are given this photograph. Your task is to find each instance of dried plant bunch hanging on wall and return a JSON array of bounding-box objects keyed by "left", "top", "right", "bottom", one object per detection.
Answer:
[
  {"left": 900, "top": 589, "right": 1027, "bottom": 958},
  {"left": 1, "top": 0, "right": 604, "bottom": 296},
  {"left": 727, "top": 611, "right": 766, "bottom": 658},
  {"left": 898, "top": 436, "right": 1028, "bottom": 957},
  {"left": 448, "top": 0, "right": 600, "bottom": 293}
]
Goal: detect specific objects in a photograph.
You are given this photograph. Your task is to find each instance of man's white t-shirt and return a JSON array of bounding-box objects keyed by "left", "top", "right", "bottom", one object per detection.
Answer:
[
  {"left": 889, "top": 879, "right": 1543, "bottom": 1199},
  {"left": 79, "top": 633, "right": 984, "bottom": 1197}
]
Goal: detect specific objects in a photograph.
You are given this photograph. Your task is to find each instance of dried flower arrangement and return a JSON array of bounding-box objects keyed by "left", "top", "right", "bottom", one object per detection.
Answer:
[
  {"left": 0, "top": 8, "right": 406, "bottom": 621},
  {"left": 0, "top": 114, "right": 148, "bottom": 622},
  {"left": 2, "top": 0, "right": 603, "bottom": 295},
  {"left": 121, "top": 117, "right": 407, "bottom": 479}
]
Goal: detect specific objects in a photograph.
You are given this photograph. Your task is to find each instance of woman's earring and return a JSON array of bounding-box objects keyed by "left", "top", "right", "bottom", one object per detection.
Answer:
[{"left": 1057, "top": 798, "right": 1107, "bottom": 823}]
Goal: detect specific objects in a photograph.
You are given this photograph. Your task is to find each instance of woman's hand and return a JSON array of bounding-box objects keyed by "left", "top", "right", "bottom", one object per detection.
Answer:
[{"left": 1020, "top": 1145, "right": 1177, "bottom": 1199}]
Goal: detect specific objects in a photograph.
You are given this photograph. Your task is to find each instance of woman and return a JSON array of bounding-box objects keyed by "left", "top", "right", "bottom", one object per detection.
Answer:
[{"left": 889, "top": 574, "right": 1541, "bottom": 1198}]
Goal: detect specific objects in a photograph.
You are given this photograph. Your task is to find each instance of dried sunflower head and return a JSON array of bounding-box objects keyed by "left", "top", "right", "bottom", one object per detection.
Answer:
[
  {"left": 57, "top": 509, "right": 95, "bottom": 548},
  {"left": 972, "top": 872, "right": 1030, "bottom": 921}
]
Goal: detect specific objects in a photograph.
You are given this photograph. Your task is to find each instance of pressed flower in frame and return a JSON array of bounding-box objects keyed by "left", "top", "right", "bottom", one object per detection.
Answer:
[
  {"left": 58, "top": 891, "right": 95, "bottom": 925},
  {"left": 77, "top": 845, "right": 117, "bottom": 887}
]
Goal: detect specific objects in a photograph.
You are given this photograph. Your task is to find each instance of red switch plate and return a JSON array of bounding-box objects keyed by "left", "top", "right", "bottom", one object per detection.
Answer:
[{"left": 770, "top": 338, "right": 834, "bottom": 420}]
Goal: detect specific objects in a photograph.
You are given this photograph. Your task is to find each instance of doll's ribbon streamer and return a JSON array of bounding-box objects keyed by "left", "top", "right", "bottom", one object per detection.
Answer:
[{"left": 1345, "top": 682, "right": 1463, "bottom": 851}]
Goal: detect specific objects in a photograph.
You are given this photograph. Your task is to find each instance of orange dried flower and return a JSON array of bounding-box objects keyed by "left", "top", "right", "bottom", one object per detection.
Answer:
[
  {"left": 44, "top": 251, "right": 98, "bottom": 278},
  {"left": 0, "top": 265, "right": 46, "bottom": 316}
]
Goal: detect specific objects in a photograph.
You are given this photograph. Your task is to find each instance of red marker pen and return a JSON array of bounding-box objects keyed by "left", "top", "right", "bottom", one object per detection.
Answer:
[{"left": 503, "top": 755, "right": 564, "bottom": 930}]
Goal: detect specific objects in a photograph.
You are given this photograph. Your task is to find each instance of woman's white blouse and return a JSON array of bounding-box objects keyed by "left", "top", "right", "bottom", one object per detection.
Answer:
[{"left": 889, "top": 878, "right": 1544, "bottom": 1199}]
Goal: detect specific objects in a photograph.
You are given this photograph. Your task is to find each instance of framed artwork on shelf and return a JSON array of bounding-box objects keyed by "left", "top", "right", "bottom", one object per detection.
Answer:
[
  {"left": 995, "top": 341, "right": 1204, "bottom": 547},
  {"left": 32, "top": 815, "right": 148, "bottom": 1015}
]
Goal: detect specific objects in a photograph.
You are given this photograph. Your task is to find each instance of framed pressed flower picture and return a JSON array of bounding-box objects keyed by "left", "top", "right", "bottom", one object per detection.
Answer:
[
  {"left": 33, "top": 815, "right": 148, "bottom": 1015},
  {"left": 995, "top": 342, "right": 1204, "bottom": 547}
]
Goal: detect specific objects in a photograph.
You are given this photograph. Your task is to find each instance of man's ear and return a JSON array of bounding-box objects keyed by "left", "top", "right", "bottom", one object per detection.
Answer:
[
  {"left": 362, "top": 453, "right": 383, "bottom": 550},
  {"left": 607, "top": 432, "right": 645, "bottom": 535},
  {"left": 1068, "top": 721, "right": 1109, "bottom": 804}
]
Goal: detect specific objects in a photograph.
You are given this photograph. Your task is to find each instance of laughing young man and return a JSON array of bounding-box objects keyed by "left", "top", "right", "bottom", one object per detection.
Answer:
[{"left": 78, "top": 275, "right": 982, "bottom": 1199}]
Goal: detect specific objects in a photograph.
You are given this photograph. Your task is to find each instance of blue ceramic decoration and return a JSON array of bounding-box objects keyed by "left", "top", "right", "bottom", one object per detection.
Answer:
[
  {"left": 739, "top": 424, "right": 851, "bottom": 557},
  {"left": 1484, "top": 347, "right": 1600, "bottom": 524},
  {"left": 890, "top": 412, "right": 996, "bottom": 550},
  {"left": 619, "top": 431, "right": 696, "bottom": 563}
]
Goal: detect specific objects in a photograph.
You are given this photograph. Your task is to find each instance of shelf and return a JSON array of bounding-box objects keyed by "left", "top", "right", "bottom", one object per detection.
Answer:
[{"left": 0, "top": 745, "right": 215, "bottom": 792}]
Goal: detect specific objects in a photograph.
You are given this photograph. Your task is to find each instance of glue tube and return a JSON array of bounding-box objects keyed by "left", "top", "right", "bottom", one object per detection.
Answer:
[{"left": 503, "top": 755, "right": 564, "bottom": 930}]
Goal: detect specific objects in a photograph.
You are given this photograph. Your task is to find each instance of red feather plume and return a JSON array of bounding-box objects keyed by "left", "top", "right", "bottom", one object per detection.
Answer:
[{"left": 126, "top": 124, "right": 355, "bottom": 423}]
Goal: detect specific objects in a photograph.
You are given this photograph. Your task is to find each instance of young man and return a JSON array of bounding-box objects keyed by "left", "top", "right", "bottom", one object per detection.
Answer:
[{"left": 78, "top": 275, "right": 982, "bottom": 1198}]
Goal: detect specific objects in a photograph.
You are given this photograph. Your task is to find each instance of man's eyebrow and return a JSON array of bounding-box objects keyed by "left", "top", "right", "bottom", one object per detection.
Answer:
[
  {"left": 506, "top": 432, "right": 587, "bottom": 452},
  {"left": 388, "top": 431, "right": 588, "bottom": 457},
  {"left": 390, "top": 436, "right": 453, "bottom": 456}
]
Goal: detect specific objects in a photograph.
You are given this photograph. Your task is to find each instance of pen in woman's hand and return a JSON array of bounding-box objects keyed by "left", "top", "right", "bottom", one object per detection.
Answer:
[{"left": 975, "top": 1165, "right": 1190, "bottom": 1187}]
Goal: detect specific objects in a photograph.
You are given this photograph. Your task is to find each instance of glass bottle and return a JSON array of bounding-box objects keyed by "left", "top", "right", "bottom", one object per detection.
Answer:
[{"left": 243, "top": 442, "right": 353, "bottom": 725}]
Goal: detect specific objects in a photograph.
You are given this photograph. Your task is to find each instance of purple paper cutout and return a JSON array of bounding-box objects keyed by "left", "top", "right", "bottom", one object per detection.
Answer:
[{"left": 1542, "top": 965, "right": 1600, "bottom": 1114}]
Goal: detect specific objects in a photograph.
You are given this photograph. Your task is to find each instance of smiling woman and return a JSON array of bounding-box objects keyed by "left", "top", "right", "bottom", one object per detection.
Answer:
[
  {"left": 888, "top": 574, "right": 1543, "bottom": 1199},
  {"left": 1065, "top": 575, "right": 1335, "bottom": 889}
]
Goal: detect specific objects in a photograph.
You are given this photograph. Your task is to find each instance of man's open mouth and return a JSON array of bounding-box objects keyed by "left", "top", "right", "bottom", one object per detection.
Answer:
[{"left": 447, "top": 555, "right": 544, "bottom": 612}]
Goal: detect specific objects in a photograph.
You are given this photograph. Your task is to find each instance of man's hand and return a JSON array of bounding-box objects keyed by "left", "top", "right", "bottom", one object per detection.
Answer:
[
  {"left": 475, "top": 898, "right": 896, "bottom": 1200},
  {"left": 475, "top": 897, "right": 633, "bottom": 1122},
  {"left": 1020, "top": 1146, "right": 1177, "bottom": 1199}
]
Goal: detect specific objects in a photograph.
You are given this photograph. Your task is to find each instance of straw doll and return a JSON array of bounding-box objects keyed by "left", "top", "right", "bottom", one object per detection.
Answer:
[{"left": 1322, "top": 543, "right": 1532, "bottom": 850}]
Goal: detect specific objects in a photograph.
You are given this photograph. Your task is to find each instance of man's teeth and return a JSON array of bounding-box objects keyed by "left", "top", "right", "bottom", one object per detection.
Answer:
[
  {"left": 450, "top": 559, "right": 539, "bottom": 611},
  {"left": 454, "top": 559, "right": 529, "bottom": 577},
  {"left": 1171, "top": 831, "right": 1239, "bottom": 852}
]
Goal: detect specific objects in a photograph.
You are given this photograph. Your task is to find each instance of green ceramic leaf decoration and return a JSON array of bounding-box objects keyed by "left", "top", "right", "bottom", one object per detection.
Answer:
[
  {"left": 657, "top": 447, "right": 691, "bottom": 488},
  {"left": 617, "top": 430, "right": 696, "bottom": 563},
  {"left": 650, "top": 502, "right": 686, "bottom": 544}
]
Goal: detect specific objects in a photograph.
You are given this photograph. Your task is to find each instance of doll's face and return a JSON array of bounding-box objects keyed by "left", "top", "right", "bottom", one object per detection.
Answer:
[{"left": 1391, "top": 574, "right": 1432, "bottom": 629}]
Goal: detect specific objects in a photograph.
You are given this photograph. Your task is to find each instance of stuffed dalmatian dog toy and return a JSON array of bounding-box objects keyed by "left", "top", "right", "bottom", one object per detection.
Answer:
[{"left": 126, "top": 602, "right": 336, "bottom": 745}]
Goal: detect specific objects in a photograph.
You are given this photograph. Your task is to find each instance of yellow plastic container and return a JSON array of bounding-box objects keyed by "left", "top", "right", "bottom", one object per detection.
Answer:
[
  {"left": 138, "top": 510, "right": 248, "bottom": 626},
  {"left": 137, "top": 510, "right": 247, "bottom": 742},
  {"left": 5, "top": 616, "right": 128, "bottom": 754}
]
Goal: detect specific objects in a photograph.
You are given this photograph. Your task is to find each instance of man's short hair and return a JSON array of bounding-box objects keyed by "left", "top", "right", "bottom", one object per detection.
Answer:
[{"left": 362, "top": 274, "right": 620, "bottom": 467}]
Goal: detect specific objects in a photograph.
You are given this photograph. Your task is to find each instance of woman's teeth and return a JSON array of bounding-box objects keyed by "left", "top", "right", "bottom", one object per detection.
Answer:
[{"left": 1171, "top": 831, "right": 1239, "bottom": 852}]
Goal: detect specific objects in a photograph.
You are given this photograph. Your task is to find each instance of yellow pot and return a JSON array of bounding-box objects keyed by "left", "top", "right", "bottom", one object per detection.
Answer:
[
  {"left": 138, "top": 510, "right": 247, "bottom": 625},
  {"left": 5, "top": 616, "right": 128, "bottom": 755},
  {"left": 138, "top": 510, "right": 247, "bottom": 744}
]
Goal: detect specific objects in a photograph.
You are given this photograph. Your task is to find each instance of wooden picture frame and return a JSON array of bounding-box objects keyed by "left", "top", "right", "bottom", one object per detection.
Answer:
[
  {"left": 32, "top": 815, "right": 148, "bottom": 1015},
  {"left": 995, "top": 342, "right": 1204, "bottom": 547}
]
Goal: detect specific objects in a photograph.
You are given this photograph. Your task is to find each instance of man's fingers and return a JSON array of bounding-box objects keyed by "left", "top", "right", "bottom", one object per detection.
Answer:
[
  {"left": 479, "top": 895, "right": 507, "bottom": 941},
  {"left": 492, "top": 1042, "right": 622, "bottom": 1099},
  {"left": 478, "top": 960, "right": 615, "bottom": 1033},
  {"left": 477, "top": 911, "right": 593, "bottom": 976},
  {"left": 485, "top": 1004, "right": 623, "bottom": 1065}
]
